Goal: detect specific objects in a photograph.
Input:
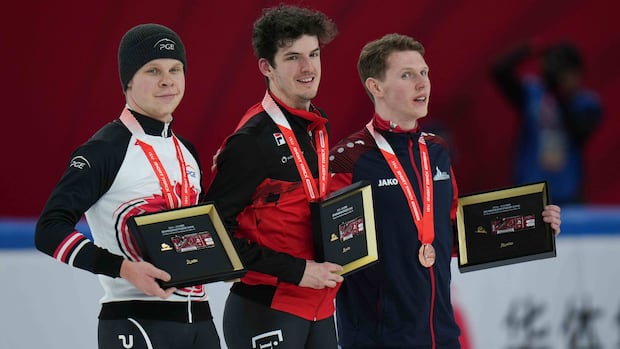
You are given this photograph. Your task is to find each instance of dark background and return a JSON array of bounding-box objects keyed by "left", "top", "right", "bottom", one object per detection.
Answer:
[{"left": 4, "top": 0, "right": 619, "bottom": 218}]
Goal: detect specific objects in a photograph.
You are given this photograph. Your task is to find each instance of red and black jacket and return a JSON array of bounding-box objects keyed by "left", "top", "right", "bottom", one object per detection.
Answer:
[{"left": 205, "top": 92, "right": 339, "bottom": 321}]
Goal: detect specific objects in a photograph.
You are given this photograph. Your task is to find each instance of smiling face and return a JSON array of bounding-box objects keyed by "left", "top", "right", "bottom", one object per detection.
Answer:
[
  {"left": 259, "top": 35, "right": 321, "bottom": 111},
  {"left": 125, "top": 58, "right": 185, "bottom": 122},
  {"left": 369, "top": 50, "right": 430, "bottom": 130}
]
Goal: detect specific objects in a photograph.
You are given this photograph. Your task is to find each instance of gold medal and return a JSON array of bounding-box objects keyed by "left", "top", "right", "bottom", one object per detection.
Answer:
[{"left": 418, "top": 243, "right": 435, "bottom": 268}]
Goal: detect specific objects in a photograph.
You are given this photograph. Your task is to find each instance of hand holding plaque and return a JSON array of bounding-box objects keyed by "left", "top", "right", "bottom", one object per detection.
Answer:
[
  {"left": 456, "top": 181, "right": 556, "bottom": 272},
  {"left": 310, "top": 181, "right": 378, "bottom": 276},
  {"left": 127, "top": 203, "right": 246, "bottom": 288}
]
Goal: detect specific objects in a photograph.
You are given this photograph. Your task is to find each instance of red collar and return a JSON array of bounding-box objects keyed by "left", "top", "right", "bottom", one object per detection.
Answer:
[
  {"left": 269, "top": 91, "right": 327, "bottom": 130},
  {"left": 372, "top": 113, "right": 419, "bottom": 134}
]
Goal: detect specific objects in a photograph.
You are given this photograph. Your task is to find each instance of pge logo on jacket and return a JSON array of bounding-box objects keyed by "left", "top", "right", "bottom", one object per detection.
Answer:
[{"left": 69, "top": 155, "right": 91, "bottom": 170}]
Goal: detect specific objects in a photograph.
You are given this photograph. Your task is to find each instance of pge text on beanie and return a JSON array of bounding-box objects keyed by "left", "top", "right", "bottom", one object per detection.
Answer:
[{"left": 118, "top": 23, "right": 186, "bottom": 91}]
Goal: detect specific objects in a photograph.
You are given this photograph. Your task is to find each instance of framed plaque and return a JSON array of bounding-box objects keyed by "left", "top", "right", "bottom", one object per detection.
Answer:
[
  {"left": 456, "top": 181, "right": 556, "bottom": 272},
  {"left": 311, "top": 180, "right": 378, "bottom": 276},
  {"left": 127, "top": 202, "right": 246, "bottom": 288}
]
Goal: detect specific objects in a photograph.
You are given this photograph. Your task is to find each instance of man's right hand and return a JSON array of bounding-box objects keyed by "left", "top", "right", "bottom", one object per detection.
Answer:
[
  {"left": 298, "top": 260, "right": 344, "bottom": 289},
  {"left": 119, "top": 260, "right": 176, "bottom": 299}
]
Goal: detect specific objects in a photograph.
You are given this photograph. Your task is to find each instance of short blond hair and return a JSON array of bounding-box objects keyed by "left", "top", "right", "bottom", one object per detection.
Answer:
[{"left": 357, "top": 33, "right": 425, "bottom": 101}]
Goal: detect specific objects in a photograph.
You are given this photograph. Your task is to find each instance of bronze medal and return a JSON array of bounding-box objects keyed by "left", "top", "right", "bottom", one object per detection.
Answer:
[{"left": 418, "top": 243, "right": 436, "bottom": 268}]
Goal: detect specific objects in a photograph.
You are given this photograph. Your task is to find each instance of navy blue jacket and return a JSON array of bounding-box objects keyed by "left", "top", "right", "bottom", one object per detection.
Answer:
[{"left": 329, "top": 116, "right": 461, "bottom": 348}]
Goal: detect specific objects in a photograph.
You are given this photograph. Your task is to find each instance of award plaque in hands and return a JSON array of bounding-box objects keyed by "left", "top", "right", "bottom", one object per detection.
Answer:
[
  {"left": 128, "top": 203, "right": 246, "bottom": 288},
  {"left": 311, "top": 181, "right": 378, "bottom": 276},
  {"left": 456, "top": 181, "right": 556, "bottom": 272}
]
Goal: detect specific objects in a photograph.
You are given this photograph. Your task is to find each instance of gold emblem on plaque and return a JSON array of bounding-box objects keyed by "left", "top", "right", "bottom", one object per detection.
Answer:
[{"left": 161, "top": 243, "right": 172, "bottom": 251}]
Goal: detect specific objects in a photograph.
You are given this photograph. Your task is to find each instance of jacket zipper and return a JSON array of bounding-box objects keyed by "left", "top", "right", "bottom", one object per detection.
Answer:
[{"left": 429, "top": 265, "right": 437, "bottom": 349}]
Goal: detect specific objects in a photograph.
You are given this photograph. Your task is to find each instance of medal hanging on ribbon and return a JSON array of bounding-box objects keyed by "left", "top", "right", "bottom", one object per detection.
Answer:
[{"left": 367, "top": 120, "right": 435, "bottom": 268}]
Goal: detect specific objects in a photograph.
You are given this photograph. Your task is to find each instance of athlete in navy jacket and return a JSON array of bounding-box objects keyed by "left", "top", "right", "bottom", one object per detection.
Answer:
[{"left": 330, "top": 34, "right": 563, "bottom": 349}]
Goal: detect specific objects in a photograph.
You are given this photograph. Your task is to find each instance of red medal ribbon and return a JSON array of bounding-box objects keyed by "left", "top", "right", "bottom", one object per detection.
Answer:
[
  {"left": 119, "top": 107, "right": 191, "bottom": 209},
  {"left": 366, "top": 120, "right": 435, "bottom": 245},
  {"left": 261, "top": 92, "right": 328, "bottom": 201}
]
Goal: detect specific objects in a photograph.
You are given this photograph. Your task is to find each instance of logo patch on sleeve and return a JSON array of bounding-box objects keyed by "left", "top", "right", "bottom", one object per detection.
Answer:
[{"left": 69, "top": 156, "right": 91, "bottom": 170}]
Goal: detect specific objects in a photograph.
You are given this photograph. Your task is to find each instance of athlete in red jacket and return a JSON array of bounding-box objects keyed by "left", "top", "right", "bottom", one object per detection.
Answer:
[{"left": 205, "top": 5, "right": 343, "bottom": 349}]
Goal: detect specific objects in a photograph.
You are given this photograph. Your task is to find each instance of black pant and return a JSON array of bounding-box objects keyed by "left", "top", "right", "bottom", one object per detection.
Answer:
[
  {"left": 98, "top": 318, "right": 221, "bottom": 348},
  {"left": 223, "top": 292, "right": 338, "bottom": 349}
]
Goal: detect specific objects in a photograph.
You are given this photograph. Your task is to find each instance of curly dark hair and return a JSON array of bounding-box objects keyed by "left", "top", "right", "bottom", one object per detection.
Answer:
[{"left": 252, "top": 4, "right": 338, "bottom": 67}]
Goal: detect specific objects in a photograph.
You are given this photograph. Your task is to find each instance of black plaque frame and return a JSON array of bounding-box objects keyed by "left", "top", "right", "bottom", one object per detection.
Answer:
[
  {"left": 128, "top": 202, "right": 246, "bottom": 288},
  {"left": 456, "top": 181, "right": 556, "bottom": 272},
  {"left": 311, "top": 181, "right": 378, "bottom": 276}
]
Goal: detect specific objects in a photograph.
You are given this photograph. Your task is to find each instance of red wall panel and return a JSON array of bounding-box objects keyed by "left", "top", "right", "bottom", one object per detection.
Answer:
[{"left": 3, "top": 0, "right": 618, "bottom": 217}]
